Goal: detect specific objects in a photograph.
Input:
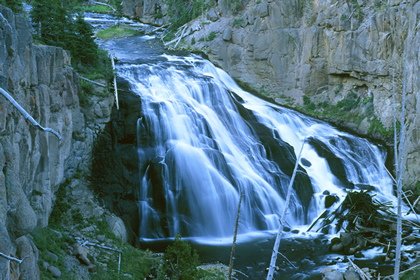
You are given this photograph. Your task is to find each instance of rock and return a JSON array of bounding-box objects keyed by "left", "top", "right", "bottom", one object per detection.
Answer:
[
  {"left": 207, "top": 8, "right": 219, "bottom": 22},
  {"left": 325, "top": 195, "right": 338, "bottom": 208},
  {"left": 222, "top": 27, "right": 232, "bottom": 41},
  {"left": 97, "top": 234, "right": 106, "bottom": 242},
  {"left": 343, "top": 268, "right": 360, "bottom": 280},
  {"left": 331, "top": 242, "right": 344, "bottom": 252},
  {"left": 15, "top": 236, "right": 40, "bottom": 280},
  {"left": 323, "top": 269, "right": 344, "bottom": 280},
  {"left": 48, "top": 266, "right": 62, "bottom": 278},
  {"left": 73, "top": 244, "right": 91, "bottom": 265},
  {"left": 46, "top": 251, "right": 59, "bottom": 263},
  {"left": 340, "top": 232, "right": 353, "bottom": 247},
  {"left": 105, "top": 216, "right": 128, "bottom": 243}
]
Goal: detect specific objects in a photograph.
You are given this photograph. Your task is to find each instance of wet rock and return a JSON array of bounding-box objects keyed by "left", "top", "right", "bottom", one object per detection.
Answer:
[
  {"left": 325, "top": 195, "right": 338, "bottom": 208},
  {"left": 322, "top": 268, "right": 344, "bottom": 280},
  {"left": 343, "top": 268, "right": 359, "bottom": 280}
]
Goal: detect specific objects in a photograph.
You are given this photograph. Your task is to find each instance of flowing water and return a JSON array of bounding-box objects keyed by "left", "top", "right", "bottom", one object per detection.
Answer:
[{"left": 86, "top": 13, "right": 403, "bottom": 279}]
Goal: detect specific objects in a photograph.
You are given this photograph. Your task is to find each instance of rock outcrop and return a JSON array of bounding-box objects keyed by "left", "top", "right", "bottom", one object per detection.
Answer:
[
  {"left": 130, "top": 0, "right": 419, "bottom": 188},
  {"left": 0, "top": 6, "right": 113, "bottom": 279}
]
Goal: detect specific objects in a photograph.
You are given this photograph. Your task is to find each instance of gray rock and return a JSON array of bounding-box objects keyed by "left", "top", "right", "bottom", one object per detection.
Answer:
[
  {"left": 323, "top": 269, "right": 344, "bottom": 280},
  {"left": 16, "top": 236, "right": 40, "bottom": 280},
  {"left": 48, "top": 266, "right": 62, "bottom": 278},
  {"left": 222, "top": 27, "right": 232, "bottom": 41},
  {"left": 97, "top": 234, "right": 106, "bottom": 242},
  {"left": 207, "top": 8, "right": 219, "bottom": 22},
  {"left": 73, "top": 244, "right": 91, "bottom": 265},
  {"left": 47, "top": 251, "right": 59, "bottom": 263},
  {"left": 343, "top": 268, "right": 360, "bottom": 280},
  {"left": 105, "top": 215, "right": 128, "bottom": 243}
]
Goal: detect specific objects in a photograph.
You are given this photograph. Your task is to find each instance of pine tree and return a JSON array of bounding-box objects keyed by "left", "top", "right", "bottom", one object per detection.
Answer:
[
  {"left": 0, "top": 0, "right": 23, "bottom": 13},
  {"left": 71, "top": 12, "right": 98, "bottom": 66}
]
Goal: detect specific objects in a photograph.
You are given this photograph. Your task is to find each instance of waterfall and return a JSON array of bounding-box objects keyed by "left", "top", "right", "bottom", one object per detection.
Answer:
[{"left": 116, "top": 55, "right": 394, "bottom": 240}]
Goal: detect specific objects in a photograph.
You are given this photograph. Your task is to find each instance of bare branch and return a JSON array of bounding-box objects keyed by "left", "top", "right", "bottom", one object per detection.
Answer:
[{"left": 0, "top": 87, "right": 62, "bottom": 140}]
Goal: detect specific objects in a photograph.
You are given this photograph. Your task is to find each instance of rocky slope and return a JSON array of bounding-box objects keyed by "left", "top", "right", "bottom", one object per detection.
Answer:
[
  {"left": 123, "top": 0, "right": 420, "bottom": 189},
  {"left": 0, "top": 6, "right": 114, "bottom": 279}
]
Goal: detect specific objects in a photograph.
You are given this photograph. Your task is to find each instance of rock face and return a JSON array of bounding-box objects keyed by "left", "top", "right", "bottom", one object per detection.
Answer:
[
  {"left": 122, "top": 0, "right": 168, "bottom": 25},
  {"left": 0, "top": 6, "right": 113, "bottom": 279},
  {"left": 138, "top": 0, "right": 419, "bottom": 188}
]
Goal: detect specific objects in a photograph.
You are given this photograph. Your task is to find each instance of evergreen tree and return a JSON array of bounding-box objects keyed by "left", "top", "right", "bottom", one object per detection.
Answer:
[
  {"left": 71, "top": 12, "right": 98, "bottom": 66},
  {"left": 30, "top": 0, "right": 100, "bottom": 68},
  {"left": 0, "top": 0, "right": 23, "bottom": 13}
]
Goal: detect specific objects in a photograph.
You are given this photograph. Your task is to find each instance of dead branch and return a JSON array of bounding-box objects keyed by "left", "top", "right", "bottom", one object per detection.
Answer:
[
  {"left": 0, "top": 252, "right": 27, "bottom": 264},
  {"left": 0, "top": 87, "right": 62, "bottom": 140},
  {"left": 80, "top": 76, "right": 107, "bottom": 87}
]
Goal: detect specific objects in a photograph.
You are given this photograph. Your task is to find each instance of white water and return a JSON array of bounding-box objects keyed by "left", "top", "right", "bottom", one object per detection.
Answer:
[{"left": 116, "top": 55, "right": 395, "bottom": 240}]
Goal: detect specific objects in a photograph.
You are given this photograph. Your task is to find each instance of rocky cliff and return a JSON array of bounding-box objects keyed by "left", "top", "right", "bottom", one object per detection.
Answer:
[
  {"left": 124, "top": 0, "right": 420, "bottom": 189},
  {"left": 0, "top": 6, "right": 113, "bottom": 279}
]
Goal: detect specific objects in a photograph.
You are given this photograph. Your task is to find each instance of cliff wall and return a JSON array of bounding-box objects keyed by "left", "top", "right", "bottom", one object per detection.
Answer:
[
  {"left": 0, "top": 6, "right": 112, "bottom": 279},
  {"left": 125, "top": 0, "right": 420, "bottom": 188}
]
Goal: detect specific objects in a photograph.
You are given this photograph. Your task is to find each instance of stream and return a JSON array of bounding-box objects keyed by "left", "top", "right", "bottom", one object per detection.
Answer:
[{"left": 85, "top": 13, "right": 415, "bottom": 279}]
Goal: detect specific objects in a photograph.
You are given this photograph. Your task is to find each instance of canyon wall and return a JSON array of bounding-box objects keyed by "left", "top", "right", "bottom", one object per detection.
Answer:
[
  {"left": 0, "top": 6, "right": 112, "bottom": 279},
  {"left": 125, "top": 0, "right": 420, "bottom": 188}
]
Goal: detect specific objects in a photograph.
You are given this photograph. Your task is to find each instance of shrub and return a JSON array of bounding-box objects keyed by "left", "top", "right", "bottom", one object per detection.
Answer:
[{"left": 158, "top": 234, "right": 200, "bottom": 280}]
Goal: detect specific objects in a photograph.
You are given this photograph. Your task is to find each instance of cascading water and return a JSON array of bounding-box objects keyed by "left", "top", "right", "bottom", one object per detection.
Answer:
[{"left": 116, "top": 55, "right": 395, "bottom": 241}]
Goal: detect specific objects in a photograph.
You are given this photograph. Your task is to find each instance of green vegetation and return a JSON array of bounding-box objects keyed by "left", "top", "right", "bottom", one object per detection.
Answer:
[
  {"left": 96, "top": 25, "right": 141, "bottom": 40},
  {"left": 80, "top": 4, "right": 113, "bottom": 14},
  {"left": 199, "top": 31, "right": 217, "bottom": 42},
  {"left": 166, "top": 0, "right": 209, "bottom": 30},
  {"left": 0, "top": 0, "right": 23, "bottom": 13},
  {"left": 232, "top": 17, "right": 245, "bottom": 28},
  {"left": 223, "top": 0, "right": 244, "bottom": 15},
  {"left": 157, "top": 234, "right": 224, "bottom": 280}
]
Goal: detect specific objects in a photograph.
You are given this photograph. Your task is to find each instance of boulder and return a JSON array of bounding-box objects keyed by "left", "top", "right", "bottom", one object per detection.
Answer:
[
  {"left": 343, "top": 268, "right": 360, "bottom": 280},
  {"left": 323, "top": 269, "right": 344, "bottom": 280},
  {"left": 105, "top": 215, "right": 128, "bottom": 243},
  {"left": 15, "top": 236, "right": 40, "bottom": 280}
]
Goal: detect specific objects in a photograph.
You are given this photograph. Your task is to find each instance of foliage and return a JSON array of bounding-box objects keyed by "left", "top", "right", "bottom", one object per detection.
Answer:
[
  {"left": 199, "top": 31, "right": 217, "bottom": 42},
  {"left": 49, "top": 179, "right": 72, "bottom": 225},
  {"left": 96, "top": 25, "right": 140, "bottom": 40},
  {"left": 158, "top": 234, "right": 213, "bottom": 280},
  {"left": 368, "top": 116, "right": 393, "bottom": 136},
  {"left": 80, "top": 4, "right": 113, "bottom": 14},
  {"left": 0, "top": 0, "right": 23, "bottom": 13},
  {"left": 232, "top": 17, "right": 245, "bottom": 28},
  {"left": 30, "top": 0, "right": 106, "bottom": 71},
  {"left": 166, "top": 0, "right": 209, "bottom": 29},
  {"left": 223, "top": 0, "right": 245, "bottom": 15}
]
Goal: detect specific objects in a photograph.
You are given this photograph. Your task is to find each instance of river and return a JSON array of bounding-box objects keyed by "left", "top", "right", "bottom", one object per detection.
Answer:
[{"left": 85, "top": 13, "right": 404, "bottom": 279}]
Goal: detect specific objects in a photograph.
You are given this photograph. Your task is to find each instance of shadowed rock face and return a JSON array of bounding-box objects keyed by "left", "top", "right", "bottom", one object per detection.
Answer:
[
  {"left": 127, "top": 0, "right": 419, "bottom": 188},
  {"left": 0, "top": 6, "right": 113, "bottom": 279}
]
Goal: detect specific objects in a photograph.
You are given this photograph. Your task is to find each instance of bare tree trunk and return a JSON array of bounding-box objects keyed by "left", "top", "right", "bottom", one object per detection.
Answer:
[
  {"left": 266, "top": 140, "right": 306, "bottom": 280},
  {"left": 110, "top": 55, "right": 119, "bottom": 109},
  {"left": 393, "top": 0, "right": 413, "bottom": 277},
  {"left": 228, "top": 192, "right": 243, "bottom": 279}
]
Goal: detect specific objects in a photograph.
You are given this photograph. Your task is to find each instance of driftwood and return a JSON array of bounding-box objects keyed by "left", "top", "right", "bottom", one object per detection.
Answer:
[
  {"left": 0, "top": 87, "right": 62, "bottom": 140},
  {"left": 80, "top": 240, "right": 123, "bottom": 274},
  {"left": 0, "top": 252, "right": 27, "bottom": 264},
  {"left": 80, "top": 76, "right": 107, "bottom": 88},
  {"left": 348, "top": 258, "right": 370, "bottom": 280}
]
